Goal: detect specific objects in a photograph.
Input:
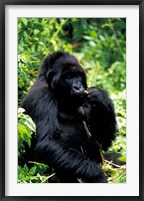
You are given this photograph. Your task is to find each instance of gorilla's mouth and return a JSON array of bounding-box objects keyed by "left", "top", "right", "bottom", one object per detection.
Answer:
[
  {"left": 70, "top": 90, "right": 88, "bottom": 106},
  {"left": 72, "top": 89, "right": 87, "bottom": 98}
]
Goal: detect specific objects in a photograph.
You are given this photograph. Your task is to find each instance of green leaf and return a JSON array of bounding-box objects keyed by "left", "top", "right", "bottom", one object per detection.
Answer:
[
  {"left": 34, "top": 29, "right": 40, "bottom": 36},
  {"left": 29, "top": 166, "right": 37, "bottom": 175},
  {"left": 118, "top": 155, "right": 126, "bottom": 163},
  {"left": 21, "top": 18, "right": 28, "bottom": 26},
  {"left": 18, "top": 123, "right": 31, "bottom": 147}
]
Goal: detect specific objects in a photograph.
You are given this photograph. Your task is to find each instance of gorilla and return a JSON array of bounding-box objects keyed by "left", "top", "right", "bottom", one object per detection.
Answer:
[{"left": 22, "top": 51, "right": 117, "bottom": 183}]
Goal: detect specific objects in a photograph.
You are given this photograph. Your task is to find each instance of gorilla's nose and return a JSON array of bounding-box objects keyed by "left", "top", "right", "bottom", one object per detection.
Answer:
[{"left": 73, "top": 83, "right": 85, "bottom": 94}]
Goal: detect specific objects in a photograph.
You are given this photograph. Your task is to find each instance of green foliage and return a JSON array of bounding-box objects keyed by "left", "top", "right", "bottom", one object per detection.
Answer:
[
  {"left": 18, "top": 162, "right": 55, "bottom": 183},
  {"left": 18, "top": 108, "right": 36, "bottom": 157},
  {"left": 18, "top": 18, "right": 126, "bottom": 183},
  {"left": 105, "top": 164, "right": 126, "bottom": 183},
  {"left": 18, "top": 53, "right": 40, "bottom": 103}
]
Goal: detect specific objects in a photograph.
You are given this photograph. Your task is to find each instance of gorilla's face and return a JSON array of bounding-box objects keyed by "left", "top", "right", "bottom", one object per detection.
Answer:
[
  {"left": 46, "top": 55, "right": 87, "bottom": 107},
  {"left": 62, "top": 70, "right": 86, "bottom": 96}
]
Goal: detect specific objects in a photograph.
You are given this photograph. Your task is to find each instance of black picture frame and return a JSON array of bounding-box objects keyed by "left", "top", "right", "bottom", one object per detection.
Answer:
[{"left": 0, "top": 0, "right": 143, "bottom": 200}]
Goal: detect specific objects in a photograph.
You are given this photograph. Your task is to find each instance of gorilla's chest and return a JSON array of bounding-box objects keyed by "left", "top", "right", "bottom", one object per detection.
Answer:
[{"left": 58, "top": 115, "right": 91, "bottom": 151}]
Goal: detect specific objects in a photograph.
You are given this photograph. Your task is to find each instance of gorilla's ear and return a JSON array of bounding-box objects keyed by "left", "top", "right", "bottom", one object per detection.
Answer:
[{"left": 40, "top": 51, "right": 64, "bottom": 75}]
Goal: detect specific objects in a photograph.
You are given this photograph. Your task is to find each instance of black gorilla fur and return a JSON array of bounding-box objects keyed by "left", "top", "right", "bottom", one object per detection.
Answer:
[{"left": 22, "top": 52, "right": 117, "bottom": 183}]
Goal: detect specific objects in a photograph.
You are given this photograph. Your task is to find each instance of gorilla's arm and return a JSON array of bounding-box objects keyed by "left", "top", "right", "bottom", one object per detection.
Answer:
[
  {"left": 35, "top": 135, "right": 107, "bottom": 183},
  {"left": 85, "top": 87, "right": 117, "bottom": 151}
]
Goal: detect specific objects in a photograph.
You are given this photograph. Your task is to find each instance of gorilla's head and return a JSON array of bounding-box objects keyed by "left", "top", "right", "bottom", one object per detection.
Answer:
[{"left": 41, "top": 52, "right": 88, "bottom": 107}]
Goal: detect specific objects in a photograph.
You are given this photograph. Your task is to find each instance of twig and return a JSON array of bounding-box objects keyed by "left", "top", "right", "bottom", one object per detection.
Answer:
[{"left": 104, "top": 159, "right": 125, "bottom": 169}]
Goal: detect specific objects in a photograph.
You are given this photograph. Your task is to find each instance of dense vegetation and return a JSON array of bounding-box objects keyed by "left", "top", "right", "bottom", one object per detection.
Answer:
[{"left": 18, "top": 18, "right": 126, "bottom": 183}]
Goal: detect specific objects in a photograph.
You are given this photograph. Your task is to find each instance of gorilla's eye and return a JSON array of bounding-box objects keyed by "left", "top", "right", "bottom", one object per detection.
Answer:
[
  {"left": 65, "top": 72, "right": 80, "bottom": 79},
  {"left": 65, "top": 73, "right": 73, "bottom": 79}
]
